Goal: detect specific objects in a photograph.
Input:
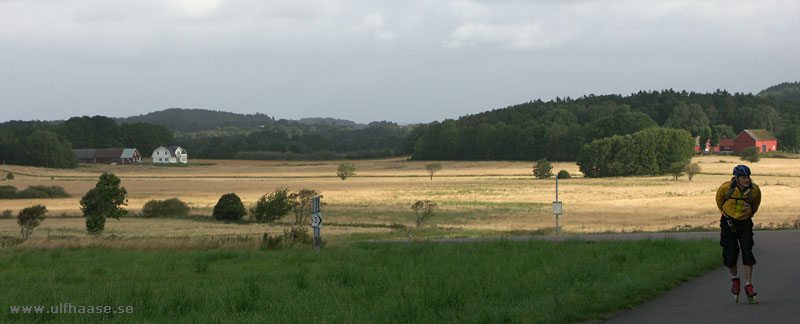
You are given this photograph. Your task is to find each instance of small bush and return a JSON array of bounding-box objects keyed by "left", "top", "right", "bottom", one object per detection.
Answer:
[
  {"left": 213, "top": 193, "right": 246, "bottom": 221},
  {"left": 686, "top": 163, "right": 701, "bottom": 181},
  {"left": 557, "top": 170, "right": 571, "bottom": 179},
  {"left": 17, "top": 204, "right": 47, "bottom": 239},
  {"left": 260, "top": 233, "right": 283, "bottom": 250},
  {"left": 141, "top": 198, "right": 190, "bottom": 218},
  {"left": 0, "top": 186, "right": 17, "bottom": 199},
  {"left": 1, "top": 210, "right": 13, "bottom": 219},
  {"left": 411, "top": 200, "right": 437, "bottom": 227},
  {"left": 425, "top": 163, "right": 442, "bottom": 180},
  {"left": 533, "top": 159, "right": 553, "bottom": 179},
  {"left": 5, "top": 172, "right": 13, "bottom": 181},
  {"left": 0, "top": 185, "right": 68, "bottom": 199},
  {"left": 668, "top": 162, "right": 685, "bottom": 180},
  {"left": 260, "top": 228, "right": 314, "bottom": 249},
  {"left": 250, "top": 188, "right": 291, "bottom": 223},
  {"left": 740, "top": 147, "right": 760, "bottom": 163},
  {"left": 283, "top": 228, "right": 313, "bottom": 247},
  {"left": 17, "top": 186, "right": 69, "bottom": 199},
  {"left": 337, "top": 163, "right": 356, "bottom": 180}
]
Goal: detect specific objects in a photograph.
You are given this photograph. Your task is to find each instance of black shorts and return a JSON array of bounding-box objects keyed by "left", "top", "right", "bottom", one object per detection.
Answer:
[{"left": 720, "top": 216, "right": 756, "bottom": 267}]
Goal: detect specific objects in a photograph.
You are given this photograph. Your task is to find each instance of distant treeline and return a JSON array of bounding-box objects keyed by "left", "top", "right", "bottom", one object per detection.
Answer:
[
  {"left": 0, "top": 116, "right": 173, "bottom": 168},
  {"left": 178, "top": 121, "right": 416, "bottom": 159},
  {"left": 3, "top": 84, "right": 800, "bottom": 171},
  {"left": 0, "top": 115, "right": 416, "bottom": 167},
  {"left": 410, "top": 89, "right": 800, "bottom": 162}
]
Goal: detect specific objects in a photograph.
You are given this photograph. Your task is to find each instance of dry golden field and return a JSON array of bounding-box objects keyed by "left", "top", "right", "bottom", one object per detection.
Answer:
[{"left": 1, "top": 155, "right": 799, "bottom": 248}]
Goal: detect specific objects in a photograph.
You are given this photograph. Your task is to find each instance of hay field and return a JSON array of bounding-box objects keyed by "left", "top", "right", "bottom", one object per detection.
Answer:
[{"left": 1, "top": 156, "right": 799, "bottom": 246}]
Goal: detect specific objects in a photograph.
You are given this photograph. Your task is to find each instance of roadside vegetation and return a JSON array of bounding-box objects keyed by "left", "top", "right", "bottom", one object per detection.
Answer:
[{"left": 0, "top": 239, "right": 719, "bottom": 323}]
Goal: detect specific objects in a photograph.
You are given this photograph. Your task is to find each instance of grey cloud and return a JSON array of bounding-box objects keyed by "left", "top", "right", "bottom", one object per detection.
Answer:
[{"left": 0, "top": 0, "right": 798, "bottom": 123}]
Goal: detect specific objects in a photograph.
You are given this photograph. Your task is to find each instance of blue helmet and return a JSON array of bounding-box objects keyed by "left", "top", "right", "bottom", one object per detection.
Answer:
[{"left": 733, "top": 165, "right": 751, "bottom": 176}]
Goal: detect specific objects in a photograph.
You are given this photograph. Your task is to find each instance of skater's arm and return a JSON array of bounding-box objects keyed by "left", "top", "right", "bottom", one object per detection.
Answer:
[
  {"left": 751, "top": 185, "right": 761, "bottom": 216},
  {"left": 716, "top": 184, "right": 727, "bottom": 212}
]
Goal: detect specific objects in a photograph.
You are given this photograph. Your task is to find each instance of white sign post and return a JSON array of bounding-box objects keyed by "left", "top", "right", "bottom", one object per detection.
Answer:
[
  {"left": 311, "top": 195, "right": 323, "bottom": 250},
  {"left": 552, "top": 174, "right": 562, "bottom": 236}
]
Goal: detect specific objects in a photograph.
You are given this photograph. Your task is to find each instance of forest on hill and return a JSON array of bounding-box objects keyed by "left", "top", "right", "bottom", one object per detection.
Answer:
[
  {"left": 410, "top": 87, "right": 800, "bottom": 161},
  {"left": 2, "top": 82, "right": 800, "bottom": 170}
]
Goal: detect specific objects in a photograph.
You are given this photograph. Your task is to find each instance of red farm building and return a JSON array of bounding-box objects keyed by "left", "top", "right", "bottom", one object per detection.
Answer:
[
  {"left": 733, "top": 129, "right": 777, "bottom": 154},
  {"left": 74, "top": 148, "right": 142, "bottom": 164}
]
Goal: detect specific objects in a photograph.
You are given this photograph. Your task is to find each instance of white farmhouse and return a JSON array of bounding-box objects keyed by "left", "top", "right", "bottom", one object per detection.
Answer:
[{"left": 152, "top": 146, "right": 188, "bottom": 164}]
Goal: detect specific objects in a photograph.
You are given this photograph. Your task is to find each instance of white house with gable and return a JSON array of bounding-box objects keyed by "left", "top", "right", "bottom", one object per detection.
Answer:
[{"left": 152, "top": 146, "right": 188, "bottom": 164}]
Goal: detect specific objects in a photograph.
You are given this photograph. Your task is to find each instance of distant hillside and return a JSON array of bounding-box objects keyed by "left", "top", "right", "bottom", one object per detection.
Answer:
[
  {"left": 117, "top": 108, "right": 367, "bottom": 133},
  {"left": 297, "top": 117, "right": 365, "bottom": 129},
  {"left": 759, "top": 81, "right": 800, "bottom": 103},
  {"left": 116, "top": 108, "right": 277, "bottom": 132}
]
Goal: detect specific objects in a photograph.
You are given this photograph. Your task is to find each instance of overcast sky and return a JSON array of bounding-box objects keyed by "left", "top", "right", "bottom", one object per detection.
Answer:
[{"left": 1, "top": 0, "right": 798, "bottom": 124}]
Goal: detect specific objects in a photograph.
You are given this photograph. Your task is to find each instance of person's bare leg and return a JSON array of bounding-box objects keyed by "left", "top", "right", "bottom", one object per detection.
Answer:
[
  {"left": 728, "top": 266, "right": 738, "bottom": 277},
  {"left": 743, "top": 265, "right": 752, "bottom": 284}
]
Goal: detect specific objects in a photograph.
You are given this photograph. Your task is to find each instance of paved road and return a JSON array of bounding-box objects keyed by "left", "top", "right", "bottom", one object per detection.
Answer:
[
  {"left": 390, "top": 230, "right": 800, "bottom": 323},
  {"left": 602, "top": 230, "right": 800, "bottom": 324}
]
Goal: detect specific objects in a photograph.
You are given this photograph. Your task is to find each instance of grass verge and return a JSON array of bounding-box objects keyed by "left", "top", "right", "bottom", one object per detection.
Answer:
[{"left": 1, "top": 239, "right": 719, "bottom": 323}]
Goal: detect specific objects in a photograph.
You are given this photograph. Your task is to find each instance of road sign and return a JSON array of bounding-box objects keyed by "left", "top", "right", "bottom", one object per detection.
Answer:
[
  {"left": 311, "top": 212, "right": 322, "bottom": 228},
  {"left": 552, "top": 201, "right": 562, "bottom": 215}
]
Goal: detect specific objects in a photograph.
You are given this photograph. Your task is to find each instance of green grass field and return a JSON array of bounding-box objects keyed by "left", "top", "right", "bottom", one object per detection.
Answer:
[{"left": 1, "top": 239, "right": 720, "bottom": 323}]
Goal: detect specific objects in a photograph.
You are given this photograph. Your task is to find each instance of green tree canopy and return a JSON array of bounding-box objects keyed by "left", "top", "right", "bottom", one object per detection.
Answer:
[
  {"left": 577, "top": 128, "right": 694, "bottom": 177},
  {"left": 18, "top": 130, "right": 77, "bottom": 169},
  {"left": 80, "top": 172, "right": 127, "bottom": 234}
]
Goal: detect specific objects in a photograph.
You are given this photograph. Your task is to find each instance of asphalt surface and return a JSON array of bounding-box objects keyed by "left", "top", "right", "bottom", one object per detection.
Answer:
[{"left": 602, "top": 230, "right": 800, "bottom": 324}]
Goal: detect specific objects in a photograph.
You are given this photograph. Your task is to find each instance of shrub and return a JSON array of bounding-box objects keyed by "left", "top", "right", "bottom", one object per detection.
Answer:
[
  {"left": 411, "top": 200, "right": 437, "bottom": 227},
  {"left": 1, "top": 210, "right": 12, "bottom": 219},
  {"left": 260, "top": 233, "right": 283, "bottom": 250},
  {"left": 557, "top": 170, "right": 571, "bottom": 179},
  {"left": 17, "top": 204, "right": 47, "bottom": 240},
  {"left": 283, "top": 228, "right": 313, "bottom": 247},
  {"left": 533, "top": 159, "right": 554, "bottom": 179},
  {"left": 336, "top": 163, "right": 356, "bottom": 180},
  {"left": 289, "top": 189, "right": 320, "bottom": 226},
  {"left": 686, "top": 163, "right": 701, "bottom": 181},
  {"left": 17, "top": 186, "right": 69, "bottom": 199},
  {"left": 260, "top": 228, "right": 314, "bottom": 250},
  {"left": 213, "top": 193, "right": 246, "bottom": 221},
  {"left": 740, "top": 147, "right": 760, "bottom": 163},
  {"left": 668, "top": 162, "right": 685, "bottom": 180},
  {"left": 425, "top": 163, "right": 442, "bottom": 180},
  {"left": 0, "top": 186, "right": 17, "bottom": 199},
  {"left": 80, "top": 172, "right": 127, "bottom": 235},
  {"left": 0, "top": 185, "right": 68, "bottom": 199},
  {"left": 5, "top": 172, "right": 13, "bottom": 181},
  {"left": 141, "top": 198, "right": 190, "bottom": 218},
  {"left": 250, "top": 188, "right": 291, "bottom": 223}
]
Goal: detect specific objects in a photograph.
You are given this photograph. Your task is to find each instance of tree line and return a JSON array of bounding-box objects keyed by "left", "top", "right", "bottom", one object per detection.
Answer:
[
  {"left": 3, "top": 85, "right": 800, "bottom": 171},
  {"left": 0, "top": 116, "right": 174, "bottom": 168},
  {"left": 410, "top": 89, "right": 800, "bottom": 165},
  {"left": 178, "top": 121, "right": 416, "bottom": 160}
]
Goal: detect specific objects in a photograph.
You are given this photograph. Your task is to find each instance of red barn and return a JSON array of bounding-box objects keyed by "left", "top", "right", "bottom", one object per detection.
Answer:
[
  {"left": 717, "top": 138, "right": 734, "bottom": 152},
  {"left": 74, "top": 148, "right": 142, "bottom": 164},
  {"left": 733, "top": 129, "right": 777, "bottom": 154}
]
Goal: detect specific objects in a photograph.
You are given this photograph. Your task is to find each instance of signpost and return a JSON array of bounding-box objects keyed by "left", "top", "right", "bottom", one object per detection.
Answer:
[
  {"left": 552, "top": 174, "right": 562, "bottom": 236},
  {"left": 311, "top": 195, "right": 322, "bottom": 250}
]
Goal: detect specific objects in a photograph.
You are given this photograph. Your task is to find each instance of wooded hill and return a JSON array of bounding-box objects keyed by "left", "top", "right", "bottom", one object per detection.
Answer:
[{"left": 410, "top": 87, "right": 800, "bottom": 161}]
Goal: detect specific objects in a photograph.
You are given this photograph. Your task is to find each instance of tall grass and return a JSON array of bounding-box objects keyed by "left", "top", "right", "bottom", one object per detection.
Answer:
[{"left": 1, "top": 239, "right": 720, "bottom": 323}]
